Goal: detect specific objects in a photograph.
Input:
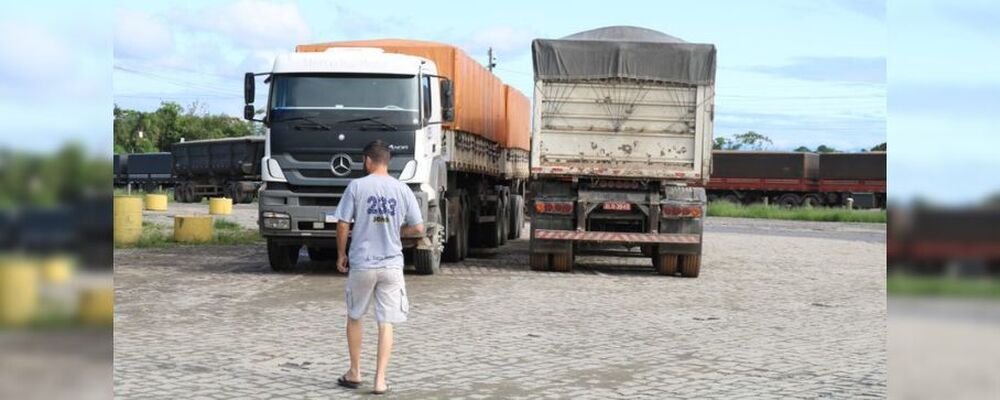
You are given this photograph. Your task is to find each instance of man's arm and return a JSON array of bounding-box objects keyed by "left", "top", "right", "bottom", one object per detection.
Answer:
[
  {"left": 334, "top": 183, "right": 356, "bottom": 273},
  {"left": 336, "top": 221, "right": 350, "bottom": 273},
  {"left": 401, "top": 223, "right": 424, "bottom": 237},
  {"left": 401, "top": 188, "right": 425, "bottom": 237}
]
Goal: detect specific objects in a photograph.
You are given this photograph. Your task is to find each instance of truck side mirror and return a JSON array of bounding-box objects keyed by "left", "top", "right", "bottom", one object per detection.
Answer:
[
  {"left": 244, "top": 105, "right": 255, "bottom": 121},
  {"left": 244, "top": 72, "right": 255, "bottom": 106},
  {"left": 440, "top": 79, "right": 454, "bottom": 122}
]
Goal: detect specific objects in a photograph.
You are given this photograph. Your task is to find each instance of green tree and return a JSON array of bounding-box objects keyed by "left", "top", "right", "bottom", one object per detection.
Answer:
[
  {"left": 712, "top": 131, "right": 773, "bottom": 151},
  {"left": 113, "top": 102, "right": 259, "bottom": 153},
  {"left": 870, "top": 142, "right": 886, "bottom": 152},
  {"left": 793, "top": 146, "right": 812, "bottom": 152},
  {"left": 815, "top": 145, "right": 838, "bottom": 153}
]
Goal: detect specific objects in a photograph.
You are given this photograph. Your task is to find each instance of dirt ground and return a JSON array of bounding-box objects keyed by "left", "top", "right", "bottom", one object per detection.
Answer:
[{"left": 114, "top": 217, "right": 887, "bottom": 398}]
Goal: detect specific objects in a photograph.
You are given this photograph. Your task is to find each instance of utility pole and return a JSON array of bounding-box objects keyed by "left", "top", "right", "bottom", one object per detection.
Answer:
[{"left": 487, "top": 47, "right": 497, "bottom": 72}]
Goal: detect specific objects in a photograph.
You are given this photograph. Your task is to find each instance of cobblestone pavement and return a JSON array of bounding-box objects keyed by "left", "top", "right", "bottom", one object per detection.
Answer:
[{"left": 114, "top": 218, "right": 886, "bottom": 399}]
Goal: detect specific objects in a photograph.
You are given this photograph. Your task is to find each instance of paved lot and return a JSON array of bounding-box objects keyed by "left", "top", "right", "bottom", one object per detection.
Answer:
[{"left": 114, "top": 218, "right": 886, "bottom": 399}]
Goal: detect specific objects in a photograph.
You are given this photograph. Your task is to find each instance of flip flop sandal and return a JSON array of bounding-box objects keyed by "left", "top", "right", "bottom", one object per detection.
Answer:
[{"left": 337, "top": 374, "right": 361, "bottom": 389}]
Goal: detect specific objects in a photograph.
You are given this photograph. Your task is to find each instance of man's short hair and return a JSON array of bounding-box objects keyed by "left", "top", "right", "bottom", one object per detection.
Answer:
[{"left": 363, "top": 140, "right": 391, "bottom": 165}]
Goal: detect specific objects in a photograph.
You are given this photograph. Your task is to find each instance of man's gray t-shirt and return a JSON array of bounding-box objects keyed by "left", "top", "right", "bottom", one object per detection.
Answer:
[{"left": 333, "top": 174, "right": 423, "bottom": 269}]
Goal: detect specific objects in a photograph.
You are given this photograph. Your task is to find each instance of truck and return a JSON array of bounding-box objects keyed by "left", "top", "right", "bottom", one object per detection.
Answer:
[
  {"left": 706, "top": 151, "right": 886, "bottom": 208},
  {"left": 529, "top": 26, "right": 716, "bottom": 277},
  {"left": 115, "top": 152, "right": 173, "bottom": 192},
  {"left": 170, "top": 136, "right": 265, "bottom": 203},
  {"left": 244, "top": 39, "right": 530, "bottom": 274}
]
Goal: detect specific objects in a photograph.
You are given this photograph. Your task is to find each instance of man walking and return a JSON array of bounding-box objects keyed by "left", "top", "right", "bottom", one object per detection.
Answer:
[{"left": 332, "top": 140, "right": 423, "bottom": 395}]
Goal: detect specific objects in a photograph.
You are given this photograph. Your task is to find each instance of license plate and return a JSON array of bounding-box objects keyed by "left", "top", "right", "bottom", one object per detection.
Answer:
[
  {"left": 603, "top": 201, "right": 631, "bottom": 211},
  {"left": 324, "top": 211, "right": 338, "bottom": 223}
]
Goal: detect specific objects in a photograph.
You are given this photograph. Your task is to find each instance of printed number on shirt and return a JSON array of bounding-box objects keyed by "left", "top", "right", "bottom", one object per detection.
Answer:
[{"left": 366, "top": 196, "right": 397, "bottom": 223}]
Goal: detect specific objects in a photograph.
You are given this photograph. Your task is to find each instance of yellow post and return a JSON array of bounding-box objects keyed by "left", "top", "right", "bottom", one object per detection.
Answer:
[
  {"left": 78, "top": 286, "right": 114, "bottom": 326},
  {"left": 114, "top": 196, "right": 144, "bottom": 245},
  {"left": 41, "top": 255, "right": 75, "bottom": 285},
  {"left": 144, "top": 193, "right": 169, "bottom": 211},
  {"left": 0, "top": 258, "right": 39, "bottom": 327},
  {"left": 209, "top": 197, "right": 233, "bottom": 215},
  {"left": 174, "top": 215, "right": 214, "bottom": 243}
]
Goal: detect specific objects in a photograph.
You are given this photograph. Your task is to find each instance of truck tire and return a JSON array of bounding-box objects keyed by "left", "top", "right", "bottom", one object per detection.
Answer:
[
  {"left": 173, "top": 184, "right": 184, "bottom": 202},
  {"left": 777, "top": 193, "right": 801, "bottom": 208},
  {"left": 802, "top": 194, "right": 823, "bottom": 208},
  {"left": 267, "top": 239, "right": 299, "bottom": 272},
  {"left": 498, "top": 195, "right": 509, "bottom": 246},
  {"left": 680, "top": 255, "right": 701, "bottom": 278},
  {"left": 414, "top": 210, "right": 443, "bottom": 275},
  {"left": 459, "top": 202, "right": 470, "bottom": 260},
  {"left": 443, "top": 195, "right": 467, "bottom": 262},
  {"left": 654, "top": 253, "right": 679, "bottom": 276},
  {"left": 529, "top": 253, "right": 549, "bottom": 271},
  {"left": 550, "top": 251, "right": 574, "bottom": 273},
  {"left": 508, "top": 195, "right": 524, "bottom": 240}
]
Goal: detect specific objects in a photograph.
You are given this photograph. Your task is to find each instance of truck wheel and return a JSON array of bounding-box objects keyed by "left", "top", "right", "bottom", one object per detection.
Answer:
[
  {"left": 443, "top": 195, "right": 468, "bottom": 262},
  {"left": 459, "top": 202, "right": 470, "bottom": 260},
  {"left": 414, "top": 210, "right": 443, "bottom": 275},
  {"left": 723, "top": 194, "right": 740, "bottom": 204},
  {"left": 529, "top": 253, "right": 550, "bottom": 271},
  {"left": 802, "top": 194, "right": 823, "bottom": 208},
  {"left": 777, "top": 194, "right": 801, "bottom": 208},
  {"left": 267, "top": 239, "right": 299, "bottom": 272},
  {"left": 550, "top": 251, "right": 574, "bottom": 273},
  {"left": 498, "top": 196, "right": 509, "bottom": 246},
  {"left": 680, "top": 255, "right": 701, "bottom": 278},
  {"left": 508, "top": 195, "right": 524, "bottom": 240},
  {"left": 653, "top": 253, "right": 679, "bottom": 275},
  {"left": 173, "top": 183, "right": 184, "bottom": 202}
]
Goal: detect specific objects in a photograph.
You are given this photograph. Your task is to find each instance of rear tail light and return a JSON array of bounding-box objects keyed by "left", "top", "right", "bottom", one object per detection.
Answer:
[
  {"left": 535, "top": 201, "right": 574, "bottom": 215},
  {"left": 661, "top": 204, "right": 702, "bottom": 218}
]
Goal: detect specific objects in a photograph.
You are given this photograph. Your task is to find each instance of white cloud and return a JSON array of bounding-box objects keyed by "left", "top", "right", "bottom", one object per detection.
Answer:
[
  {"left": 0, "top": 20, "right": 73, "bottom": 83},
  {"left": 115, "top": 8, "right": 173, "bottom": 60},
  {"left": 175, "top": 0, "right": 310, "bottom": 50}
]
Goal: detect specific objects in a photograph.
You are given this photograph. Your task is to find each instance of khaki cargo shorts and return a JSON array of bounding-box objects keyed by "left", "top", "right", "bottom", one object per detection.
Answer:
[{"left": 346, "top": 267, "right": 408, "bottom": 323}]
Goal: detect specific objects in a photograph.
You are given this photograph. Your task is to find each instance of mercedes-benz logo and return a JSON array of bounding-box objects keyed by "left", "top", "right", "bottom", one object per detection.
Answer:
[{"left": 330, "top": 154, "right": 353, "bottom": 176}]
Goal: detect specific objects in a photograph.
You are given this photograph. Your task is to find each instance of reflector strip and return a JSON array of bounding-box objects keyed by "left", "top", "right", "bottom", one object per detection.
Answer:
[{"left": 534, "top": 229, "right": 700, "bottom": 244}]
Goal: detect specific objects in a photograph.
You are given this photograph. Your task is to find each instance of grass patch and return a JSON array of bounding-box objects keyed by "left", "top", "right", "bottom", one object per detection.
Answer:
[
  {"left": 707, "top": 201, "right": 886, "bottom": 223},
  {"left": 888, "top": 275, "right": 1000, "bottom": 298},
  {"left": 117, "top": 219, "right": 262, "bottom": 248}
]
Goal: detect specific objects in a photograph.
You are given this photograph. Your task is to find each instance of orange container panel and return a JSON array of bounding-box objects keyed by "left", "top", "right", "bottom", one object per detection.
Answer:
[
  {"left": 503, "top": 85, "right": 531, "bottom": 151},
  {"left": 297, "top": 39, "right": 509, "bottom": 145}
]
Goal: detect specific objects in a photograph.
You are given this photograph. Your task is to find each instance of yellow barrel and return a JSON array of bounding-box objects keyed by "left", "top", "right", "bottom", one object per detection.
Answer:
[
  {"left": 78, "top": 286, "right": 114, "bottom": 326},
  {"left": 41, "top": 256, "right": 75, "bottom": 285},
  {"left": 209, "top": 197, "right": 233, "bottom": 215},
  {"left": 174, "top": 215, "right": 214, "bottom": 243},
  {"left": 144, "top": 193, "right": 169, "bottom": 211},
  {"left": 0, "top": 258, "right": 39, "bottom": 327},
  {"left": 114, "top": 196, "right": 144, "bottom": 245}
]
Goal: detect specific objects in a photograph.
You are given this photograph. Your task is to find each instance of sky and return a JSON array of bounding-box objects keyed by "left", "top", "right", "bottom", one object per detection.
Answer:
[{"left": 0, "top": 0, "right": 997, "bottom": 204}]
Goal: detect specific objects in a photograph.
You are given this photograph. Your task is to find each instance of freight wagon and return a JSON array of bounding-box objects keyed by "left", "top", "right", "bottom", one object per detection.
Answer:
[
  {"left": 706, "top": 151, "right": 886, "bottom": 208},
  {"left": 246, "top": 39, "right": 530, "bottom": 274},
  {"left": 171, "top": 136, "right": 265, "bottom": 203},
  {"left": 113, "top": 152, "right": 173, "bottom": 192},
  {"left": 888, "top": 208, "right": 1000, "bottom": 276}
]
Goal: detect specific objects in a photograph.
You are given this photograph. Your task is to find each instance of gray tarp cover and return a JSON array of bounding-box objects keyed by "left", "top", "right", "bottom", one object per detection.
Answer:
[{"left": 532, "top": 26, "right": 716, "bottom": 85}]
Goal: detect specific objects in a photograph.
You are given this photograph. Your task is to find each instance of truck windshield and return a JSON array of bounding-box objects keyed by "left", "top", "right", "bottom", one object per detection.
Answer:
[{"left": 270, "top": 74, "right": 418, "bottom": 112}]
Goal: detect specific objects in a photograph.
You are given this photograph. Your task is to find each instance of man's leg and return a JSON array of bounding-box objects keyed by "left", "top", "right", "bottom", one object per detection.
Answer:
[
  {"left": 346, "top": 317, "right": 363, "bottom": 382},
  {"left": 374, "top": 322, "right": 394, "bottom": 391}
]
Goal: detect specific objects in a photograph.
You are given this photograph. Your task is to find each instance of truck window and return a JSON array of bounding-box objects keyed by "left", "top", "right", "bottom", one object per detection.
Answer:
[
  {"left": 270, "top": 74, "right": 418, "bottom": 112},
  {"left": 422, "top": 76, "right": 432, "bottom": 119}
]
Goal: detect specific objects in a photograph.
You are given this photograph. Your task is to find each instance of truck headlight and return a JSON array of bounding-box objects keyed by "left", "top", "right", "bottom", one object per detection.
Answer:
[{"left": 262, "top": 211, "right": 291, "bottom": 230}]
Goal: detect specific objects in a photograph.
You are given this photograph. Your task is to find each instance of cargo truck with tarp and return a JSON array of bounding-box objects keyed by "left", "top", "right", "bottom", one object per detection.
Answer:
[
  {"left": 529, "top": 26, "right": 716, "bottom": 276},
  {"left": 244, "top": 39, "right": 530, "bottom": 274},
  {"left": 170, "top": 136, "right": 265, "bottom": 203}
]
